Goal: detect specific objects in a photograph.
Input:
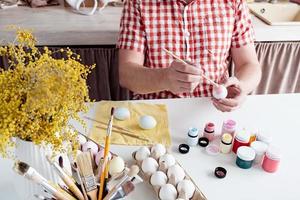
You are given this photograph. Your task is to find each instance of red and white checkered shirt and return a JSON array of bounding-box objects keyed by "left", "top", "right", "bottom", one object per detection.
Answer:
[{"left": 118, "top": 0, "right": 255, "bottom": 99}]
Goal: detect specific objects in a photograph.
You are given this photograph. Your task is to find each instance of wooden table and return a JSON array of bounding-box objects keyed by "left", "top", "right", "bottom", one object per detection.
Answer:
[{"left": 1, "top": 94, "right": 300, "bottom": 200}]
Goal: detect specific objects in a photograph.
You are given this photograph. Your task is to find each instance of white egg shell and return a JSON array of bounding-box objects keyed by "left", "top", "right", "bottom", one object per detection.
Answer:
[
  {"left": 95, "top": 149, "right": 112, "bottom": 166},
  {"left": 177, "top": 179, "right": 195, "bottom": 199},
  {"left": 77, "top": 134, "right": 87, "bottom": 145},
  {"left": 82, "top": 141, "right": 98, "bottom": 155},
  {"left": 150, "top": 171, "right": 167, "bottom": 186},
  {"left": 167, "top": 164, "right": 185, "bottom": 184},
  {"left": 212, "top": 85, "right": 228, "bottom": 99},
  {"left": 141, "top": 157, "right": 158, "bottom": 174},
  {"left": 159, "top": 154, "right": 176, "bottom": 168},
  {"left": 139, "top": 115, "right": 157, "bottom": 130},
  {"left": 151, "top": 144, "right": 166, "bottom": 157},
  {"left": 159, "top": 184, "right": 178, "bottom": 200},
  {"left": 109, "top": 156, "right": 125, "bottom": 175},
  {"left": 114, "top": 107, "right": 130, "bottom": 121},
  {"left": 135, "top": 146, "right": 151, "bottom": 161}
]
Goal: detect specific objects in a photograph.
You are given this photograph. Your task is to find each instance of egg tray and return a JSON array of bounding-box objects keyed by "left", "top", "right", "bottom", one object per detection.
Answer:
[{"left": 132, "top": 147, "right": 207, "bottom": 200}]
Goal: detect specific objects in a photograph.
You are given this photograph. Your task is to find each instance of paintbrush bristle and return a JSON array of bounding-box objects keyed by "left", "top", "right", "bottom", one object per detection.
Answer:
[
  {"left": 58, "top": 156, "right": 64, "bottom": 168},
  {"left": 76, "top": 152, "right": 97, "bottom": 192},
  {"left": 111, "top": 107, "right": 115, "bottom": 116},
  {"left": 122, "top": 181, "right": 135, "bottom": 196},
  {"left": 13, "top": 161, "right": 30, "bottom": 175}
]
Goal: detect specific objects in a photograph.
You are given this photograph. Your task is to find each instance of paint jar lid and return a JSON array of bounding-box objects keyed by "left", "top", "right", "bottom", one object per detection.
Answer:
[
  {"left": 250, "top": 141, "right": 268, "bottom": 155},
  {"left": 256, "top": 133, "right": 272, "bottom": 144},
  {"left": 222, "top": 133, "right": 233, "bottom": 144},
  {"left": 206, "top": 144, "right": 220, "bottom": 156},
  {"left": 266, "top": 146, "right": 281, "bottom": 160},
  {"left": 235, "top": 130, "right": 250, "bottom": 143},
  {"left": 237, "top": 146, "right": 255, "bottom": 161},
  {"left": 188, "top": 127, "right": 199, "bottom": 137}
]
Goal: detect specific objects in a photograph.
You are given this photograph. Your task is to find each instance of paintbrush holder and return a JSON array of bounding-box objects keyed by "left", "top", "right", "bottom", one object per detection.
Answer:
[
  {"left": 14, "top": 138, "right": 61, "bottom": 199},
  {"left": 132, "top": 146, "right": 207, "bottom": 200}
]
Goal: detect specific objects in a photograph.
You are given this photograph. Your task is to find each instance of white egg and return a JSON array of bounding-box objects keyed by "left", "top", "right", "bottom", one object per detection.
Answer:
[
  {"left": 159, "top": 154, "right": 176, "bottom": 169},
  {"left": 212, "top": 85, "right": 228, "bottom": 99},
  {"left": 135, "top": 146, "right": 151, "bottom": 161},
  {"left": 139, "top": 115, "right": 157, "bottom": 130},
  {"left": 159, "top": 184, "right": 178, "bottom": 200},
  {"left": 109, "top": 156, "right": 125, "bottom": 175},
  {"left": 82, "top": 141, "right": 98, "bottom": 155},
  {"left": 150, "top": 171, "right": 167, "bottom": 186},
  {"left": 167, "top": 164, "right": 185, "bottom": 184},
  {"left": 151, "top": 144, "right": 166, "bottom": 157},
  {"left": 141, "top": 157, "right": 158, "bottom": 174},
  {"left": 95, "top": 149, "right": 112, "bottom": 166},
  {"left": 177, "top": 179, "right": 195, "bottom": 199},
  {"left": 77, "top": 134, "right": 87, "bottom": 146},
  {"left": 114, "top": 107, "right": 130, "bottom": 121}
]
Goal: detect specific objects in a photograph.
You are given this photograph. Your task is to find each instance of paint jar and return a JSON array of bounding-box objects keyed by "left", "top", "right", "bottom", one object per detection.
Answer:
[
  {"left": 236, "top": 146, "right": 256, "bottom": 169},
  {"left": 232, "top": 130, "right": 250, "bottom": 154},
  {"left": 220, "top": 133, "right": 233, "bottom": 154},
  {"left": 221, "top": 119, "right": 236, "bottom": 137},
  {"left": 262, "top": 146, "right": 281, "bottom": 173},
  {"left": 256, "top": 133, "right": 272, "bottom": 145},
  {"left": 186, "top": 127, "right": 199, "bottom": 146},
  {"left": 203, "top": 123, "right": 215, "bottom": 141},
  {"left": 250, "top": 141, "right": 268, "bottom": 165}
]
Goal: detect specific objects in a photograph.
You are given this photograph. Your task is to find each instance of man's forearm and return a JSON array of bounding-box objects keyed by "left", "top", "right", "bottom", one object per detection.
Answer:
[
  {"left": 119, "top": 62, "right": 167, "bottom": 94},
  {"left": 235, "top": 63, "right": 262, "bottom": 95}
]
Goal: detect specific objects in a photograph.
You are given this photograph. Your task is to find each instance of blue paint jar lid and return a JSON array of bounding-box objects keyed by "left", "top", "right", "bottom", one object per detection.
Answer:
[{"left": 237, "top": 146, "right": 255, "bottom": 161}]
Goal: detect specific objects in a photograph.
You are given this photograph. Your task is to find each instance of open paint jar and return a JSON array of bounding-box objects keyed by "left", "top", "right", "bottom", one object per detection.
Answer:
[
  {"left": 236, "top": 146, "right": 255, "bottom": 169},
  {"left": 262, "top": 146, "right": 281, "bottom": 173}
]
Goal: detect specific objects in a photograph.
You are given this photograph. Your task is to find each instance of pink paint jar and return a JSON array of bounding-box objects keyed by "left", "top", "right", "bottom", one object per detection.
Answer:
[
  {"left": 203, "top": 123, "right": 215, "bottom": 141},
  {"left": 262, "top": 146, "right": 281, "bottom": 173},
  {"left": 221, "top": 120, "right": 236, "bottom": 137},
  {"left": 232, "top": 130, "right": 250, "bottom": 154}
]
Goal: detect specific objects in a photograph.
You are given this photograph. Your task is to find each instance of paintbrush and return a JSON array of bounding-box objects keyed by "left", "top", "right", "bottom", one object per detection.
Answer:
[
  {"left": 163, "top": 48, "right": 219, "bottom": 87},
  {"left": 13, "top": 161, "right": 76, "bottom": 200},
  {"left": 98, "top": 107, "right": 115, "bottom": 200},
  {"left": 77, "top": 152, "right": 98, "bottom": 200},
  {"left": 103, "top": 165, "right": 139, "bottom": 200},
  {"left": 34, "top": 194, "right": 56, "bottom": 200},
  {"left": 84, "top": 116, "right": 132, "bottom": 133},
  {"left": 110, "top": 181, "right": 135, "bottom": 200},
  {"left": 73, "top": 162, "right": 89, "bottom": 200},
  {"left": 94, "top": 125, "right": 152, "bottom": 142},
  {"left": 46, "top": 155, "right": 85, "bottom": 200}
]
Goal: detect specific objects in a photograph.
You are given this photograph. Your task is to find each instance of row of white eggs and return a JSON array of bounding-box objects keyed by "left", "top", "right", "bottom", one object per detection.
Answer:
[
  {"left": 77, "top": 134, "right": 125, "bottom": 175},
  {"left": 114, "top": 107, "right": 157, "bottom": 130},
  {"left": 135, "top": 145, "right": 196, "bottom": 200}
]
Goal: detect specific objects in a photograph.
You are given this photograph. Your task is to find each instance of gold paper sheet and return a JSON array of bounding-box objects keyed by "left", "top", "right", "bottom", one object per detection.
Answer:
[{"left": 88, "top": 101, "right": 172, "bottom": 146}]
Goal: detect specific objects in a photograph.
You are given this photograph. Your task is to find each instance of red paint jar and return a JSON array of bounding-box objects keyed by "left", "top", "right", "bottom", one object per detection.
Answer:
[
  {"left": 232, "top": 130, "right": 250, "bottom": 154},
  {"left": 203, "top": 123, "right": 215, "bottom": 141},
  {"left": 262, "top": 146, "right": 281, "bottom": 173}
]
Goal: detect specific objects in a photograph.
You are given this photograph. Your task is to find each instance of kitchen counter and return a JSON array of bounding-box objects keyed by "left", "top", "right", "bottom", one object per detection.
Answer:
[{"left": 0, "top": 6, "right": 300, "bottom": 46}]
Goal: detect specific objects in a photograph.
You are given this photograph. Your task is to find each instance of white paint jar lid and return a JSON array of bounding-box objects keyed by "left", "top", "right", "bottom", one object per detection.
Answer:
[
  {"left": 236, "top": 130, "right": 250, "bottom": 143},
  {"left": 237, "top": 146, "right": 255, "bottom": 161},
  {"left": 266, "top": 146, "right": 281, "bottom": 160},
  {"left": 250, "top": 141, "right": 268, "bottom": 155},
  {"left": 256, "top": 133, "right": 272, "bottom": 144}
]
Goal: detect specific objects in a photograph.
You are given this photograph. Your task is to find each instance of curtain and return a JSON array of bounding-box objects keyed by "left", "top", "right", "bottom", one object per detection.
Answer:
[{"left": 253, "top": 42, "right": 300, "bottom": 94}]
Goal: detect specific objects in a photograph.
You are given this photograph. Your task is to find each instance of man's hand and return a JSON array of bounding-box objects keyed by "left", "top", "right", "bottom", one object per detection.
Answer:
[
  {"left": 163, "top": 60, "right": 202, "bottom": 94},
  {"left": 212, "top": 77, "right": 247, "bottom": 112}
]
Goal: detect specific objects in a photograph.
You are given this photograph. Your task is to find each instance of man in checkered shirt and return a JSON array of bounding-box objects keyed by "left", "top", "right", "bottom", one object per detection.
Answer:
[{"left": 117, "top": 0, "right": 261, "bottom": 112}]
